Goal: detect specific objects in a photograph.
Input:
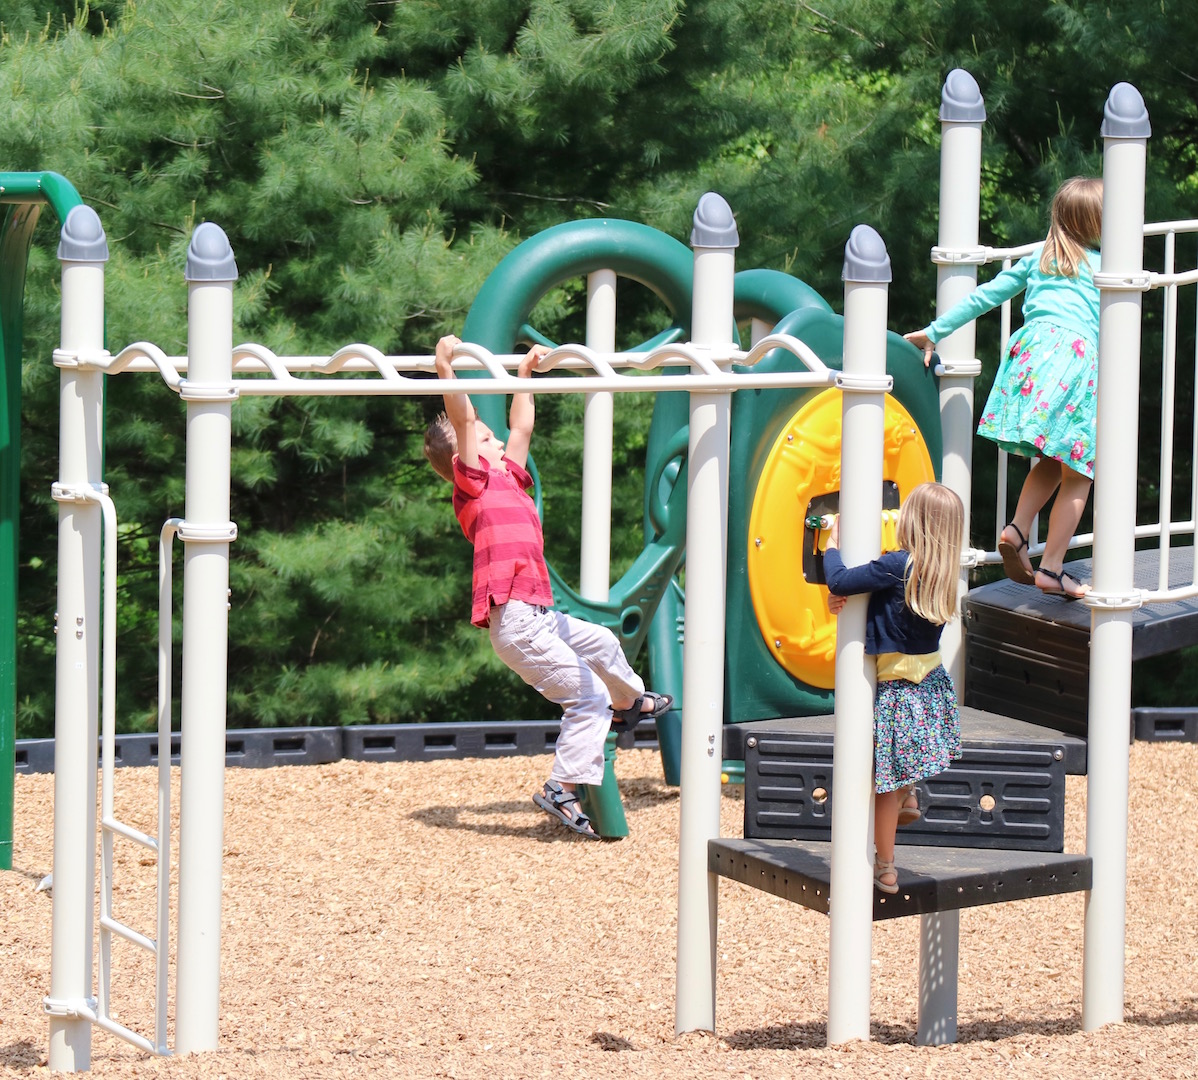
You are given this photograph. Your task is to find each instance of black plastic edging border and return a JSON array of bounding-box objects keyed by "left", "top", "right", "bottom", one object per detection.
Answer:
[
  {"left": 14, "top": 720, "right": 662, "bottom": 775},
  {"left": 1131, "top": 706, "right": 1198, "bottom": 743}
]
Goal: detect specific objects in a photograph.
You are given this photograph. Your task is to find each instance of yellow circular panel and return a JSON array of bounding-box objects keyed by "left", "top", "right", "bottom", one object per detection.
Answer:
[{"left": 746, "top": 388, "right": 936, "bottom": 690}]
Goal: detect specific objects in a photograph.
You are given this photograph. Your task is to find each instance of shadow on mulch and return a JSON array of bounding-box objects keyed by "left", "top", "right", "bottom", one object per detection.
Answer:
[
  {"left": 7, "top": 865, "right": 45, "bottom": 885},
  {"left": 408, "top": 801, "right": 620, "bottom": 844},
  {"left": 1127, "top": 1001, "right": 1198, "bottom": 1028},
  {"left": 722, "top": 1017, "right": 1091, "bottom": 1050},
  {"left": 0, "top": 1040, "right": 41, "bottom": 1069},
  {"left": 592, "top": 1031, "right": 637, "bottom": 1051}
]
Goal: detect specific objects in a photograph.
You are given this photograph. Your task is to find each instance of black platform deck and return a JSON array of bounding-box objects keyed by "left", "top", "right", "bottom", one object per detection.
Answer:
[
  {"left": 709, "top": 837, "right": 1092, "bottom": 921},
  {"left": 964, "top": 546, "right": 1198, "bottom": 737},
  {"left": 732, "top": 707, "right": 1087, "bottom": 773},
  {"left": 741, "top": 707, "right": 1080, "bottom": 851}
]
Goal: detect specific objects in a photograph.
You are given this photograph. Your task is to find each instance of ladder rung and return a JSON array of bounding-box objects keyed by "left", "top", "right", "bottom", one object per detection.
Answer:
[
  {"left": 101, "top": 816, "right": 159, "bottom": 852},
  {"left": 92, "top": 1011, "right": 162, "bottom": 1056},
  {"left": 100, "top": 915, "right": 157, "bottom": 955}
]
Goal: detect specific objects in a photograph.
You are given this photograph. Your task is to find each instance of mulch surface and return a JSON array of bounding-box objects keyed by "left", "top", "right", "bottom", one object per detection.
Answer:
[{"left": 3, "top": 741, "right": 1198, "bottom": 1078}]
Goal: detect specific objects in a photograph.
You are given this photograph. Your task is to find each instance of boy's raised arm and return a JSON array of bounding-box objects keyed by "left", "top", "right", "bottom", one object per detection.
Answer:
[
  {"left": 435, "top": 334, "right": 479, "bottom": 470},
  {"left": 505, "top": 344, "right": 548, "bottom": 471}
]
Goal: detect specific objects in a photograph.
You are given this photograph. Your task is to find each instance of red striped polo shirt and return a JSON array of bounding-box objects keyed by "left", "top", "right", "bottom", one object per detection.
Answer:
[{"left": 452, "top": 455, "right": 554, "bottom": 628}]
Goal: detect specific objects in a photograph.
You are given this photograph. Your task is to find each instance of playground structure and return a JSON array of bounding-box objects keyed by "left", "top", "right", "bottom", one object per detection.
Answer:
[{"left": 0, "top": 69, "right": 1193, "bottom": 1069}]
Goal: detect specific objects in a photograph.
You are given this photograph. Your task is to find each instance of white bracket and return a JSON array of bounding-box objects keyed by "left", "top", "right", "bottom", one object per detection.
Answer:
[
  {"left": 51, "top": 481, "right": 110, "bottom": 503},
  {"left": 930, "top": 245, "right": 988, "bottom": 266},
  {"left": 179, "top": 381, "right": 239, "bottom": 402},
  {"left": 52, "top": 347, "right": 113, "bottom": 369},
  {"left": 1084, "top": 590, "right": 1146, "bottom": 611},
  {"left": 44, "top": 994, "right": 98, "bottom": 1020},
  {"left": 834, "top": 371, "right": 893, "bottom": 393},
  {"left": 1092, "top": 271, "right": 1153, "bottom": 292},
  {"left": 934, "top": 358, "right": 984, "bottom": 378},
  {"left": 175, "top": 521, "right": 238, "bottom": 543}
]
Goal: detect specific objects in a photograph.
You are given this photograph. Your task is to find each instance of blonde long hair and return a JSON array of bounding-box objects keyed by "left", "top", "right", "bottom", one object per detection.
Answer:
[
  {"left": 896, "top": 483, "right": 965, "bottom": 625},
  {"left": 1039, "top": 176, "right": 1103, "bottom": 277}
]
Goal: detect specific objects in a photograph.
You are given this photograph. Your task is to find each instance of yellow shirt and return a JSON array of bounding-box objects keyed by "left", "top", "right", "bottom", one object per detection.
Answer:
[{"left": 876, "top": 651, "right": 942, "bottom": 683}]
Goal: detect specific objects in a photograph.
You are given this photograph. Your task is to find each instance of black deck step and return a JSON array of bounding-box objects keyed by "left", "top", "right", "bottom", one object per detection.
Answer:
[
  {"left": 740, "top": 708, "right": 1079, "bottom": 851},
  {"left": 964, "top": 546, "right": 1198, "bottom": 738},
  {"left": 709, "top": 837, "right": 1091, "bottom": 921}
]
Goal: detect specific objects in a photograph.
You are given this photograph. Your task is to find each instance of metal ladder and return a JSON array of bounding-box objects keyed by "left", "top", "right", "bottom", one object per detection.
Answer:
[{"left": 90, "top": 502, "right": 178, "bottom": 1055}]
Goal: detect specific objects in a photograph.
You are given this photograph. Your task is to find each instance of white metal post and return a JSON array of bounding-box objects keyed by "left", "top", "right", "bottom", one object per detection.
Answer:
[
  {"left": 917, "top": 908, "right": 959, "bottom": 1044},
  {"left": 175, "top": 224, "right": 239, "bottom": 1053},
  {"left": 675, "top": 193, "right": 737, "bottom": 1035},
  {"left": 827, "top": 225, "right": 892, "bottom": 1044},
  {"left": 580, "top": 269, "right": 616, "bottom": 600},
  {"left": 1083, "top": 83, "right": 1150, "bottom": 1032},
  {"left": 932, "top": 68, "right": 986, "bottom": 691},
  {"left": 47, "top": 205, "right": 109, "bottom": 1073},
  {"left": 916, "top": 73, "right": 987, "bottom": 1041}
]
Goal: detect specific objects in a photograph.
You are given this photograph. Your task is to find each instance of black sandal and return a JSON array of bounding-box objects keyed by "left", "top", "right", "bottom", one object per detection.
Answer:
[
  {"left": 997, "top": 522, "right": 1035, "bottom": 585},
  {"left": 609, "top": 691, "right": 674, "bottom": 735},
  {"left": 532, "top": 781, "right": 600, "bottom": 839},
  {"left": 1034, "top": 566, "right": 1089, "bottom": 601}
]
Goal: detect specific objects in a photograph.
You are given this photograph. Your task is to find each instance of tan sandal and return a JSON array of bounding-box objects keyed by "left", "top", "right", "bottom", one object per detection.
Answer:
[
  {"left": 874, "top": 857, "right": 899, "bottom": 894},
  {"left": 897, "top": 786, "right": 921, "bottom": 826}
]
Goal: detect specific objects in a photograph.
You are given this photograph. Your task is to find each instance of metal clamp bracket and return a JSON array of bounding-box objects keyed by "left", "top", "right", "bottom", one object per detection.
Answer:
[
  {"left": 44, "top": 994, "right": 98, "bottom": 1020},
  {"left": 1092, "top": 270, "right": 1153, "bottom": 292},
  {"left": 175, "top": 520, "right": 238, "bottom": 543},
  {"left": 1084, "top": 589, "right": 1145, "bottom": 611},
  {"left": 935, "top": 358, "right": 984, "bottom": 378},
  {"left": 178, "top": 380, "right": 239, "bottom": 402},
  {"left": 960, "top": 547, "right": 983, "bottom": 569},
  {"left": 834, "top": 371, "right": 893, "bottom": 393},
  {"left": 930, "top": 245, "right": 988, "bottom": 266},
  {"left": 51, "top": 481, "right": 110, "bottom": 503},
  {"left": 52, "top": 347, "right": 113, "bottom": 370}
]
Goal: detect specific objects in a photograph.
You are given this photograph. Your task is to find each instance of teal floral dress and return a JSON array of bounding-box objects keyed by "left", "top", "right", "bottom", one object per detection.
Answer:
[
  {"left": 977, "top": 320, "right": 1097, "bottom": 478},
  {"left": 926, "top": 245, "right": 1100, "bottom": 479}
]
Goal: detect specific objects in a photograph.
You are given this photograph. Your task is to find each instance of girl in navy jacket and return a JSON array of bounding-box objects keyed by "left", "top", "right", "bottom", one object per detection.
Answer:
[{"left": 823, "top": 483, "right": 965, "bottom": 893}]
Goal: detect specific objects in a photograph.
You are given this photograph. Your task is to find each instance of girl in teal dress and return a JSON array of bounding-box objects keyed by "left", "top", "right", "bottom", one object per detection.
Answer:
[{"left": 905, "top": 177, "right": 1104, "bottom": 601}]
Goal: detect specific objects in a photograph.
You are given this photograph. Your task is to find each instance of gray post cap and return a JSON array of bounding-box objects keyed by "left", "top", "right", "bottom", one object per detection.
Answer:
[
  {"left": 690, "top": 191, "right": 739, "bottom": 249},
  {"left": 185, "top": 222, "right": 239, "bottom": 281},
  {"left": 1101, "top": 82, "right": 1151, "bottom": 139},
  {"left": 940, "top": 69, "right": 986, "bottom": 123},
  {"left": 57, "top": 205, "right": 109, "bottom": 262},
  {"left": 842, "top": 224, "right": 892, "bottom": 283}
]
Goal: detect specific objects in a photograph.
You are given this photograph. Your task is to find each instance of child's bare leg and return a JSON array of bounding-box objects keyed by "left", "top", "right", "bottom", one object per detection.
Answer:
[
  {"left": 1034, "top": 464, "right": 1092, "bottom": 597},
  {"left": 1007, "top": 457, "right": 1064, "bottom": 552},
  {"left": 874, "top": 789, "right": 902, "bottom": 864}
]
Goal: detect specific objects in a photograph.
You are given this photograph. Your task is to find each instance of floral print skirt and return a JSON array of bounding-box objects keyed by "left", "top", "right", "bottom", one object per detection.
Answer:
[
  {"left": 874, "top": 666, "right": 961, "bottom": 794},
  {"left": 976, "top": 318, "right": 1098, "bottom": 479}
]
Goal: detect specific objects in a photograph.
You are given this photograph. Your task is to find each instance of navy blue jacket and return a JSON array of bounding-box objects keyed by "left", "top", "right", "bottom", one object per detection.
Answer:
[{"left": 822, "top": 547, "right": 945, "bottom": 656}]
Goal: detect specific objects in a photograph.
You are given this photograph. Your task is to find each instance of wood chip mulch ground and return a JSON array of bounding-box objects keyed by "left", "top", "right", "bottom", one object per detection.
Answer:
[{"left": 3, "top": 741, "right": 1198, "bottom": 1078}]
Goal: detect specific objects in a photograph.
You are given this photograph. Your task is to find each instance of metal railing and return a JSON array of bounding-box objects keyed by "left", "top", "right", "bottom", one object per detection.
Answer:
[{"left": 945, "top": 223, "right": 1198, "bottom": 600}]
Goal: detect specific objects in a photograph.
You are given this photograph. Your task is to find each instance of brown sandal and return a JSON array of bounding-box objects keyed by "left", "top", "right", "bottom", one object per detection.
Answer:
[
  {"left": 997, "top": 522, "right": 1035, "bottom": 585},
  {"left": 874, "top": 857, "right": 899, "bottom": 894}
]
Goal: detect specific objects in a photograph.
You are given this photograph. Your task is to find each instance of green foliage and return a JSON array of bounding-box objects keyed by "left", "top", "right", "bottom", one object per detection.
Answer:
[{"left": 5, "top": 0, "right": 1198, "bottom": 735}]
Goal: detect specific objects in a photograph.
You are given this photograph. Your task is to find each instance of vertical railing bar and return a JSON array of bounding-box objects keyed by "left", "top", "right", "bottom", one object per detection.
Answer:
[
  {"left": 156, "top": 520, "right": 181, "bottom": 1054},
  {"left": 96, "top": 491, "right": 118, "bottom": 1026},
  {"left": 1188, "top": 233, "right": 1198, "bottom": 591},
  {"left": 995, "top": 258, "right": 1013, "bottom": 548},
  {"left": 580, "top": 270, "right": 616, "bottom": 602},
  {"left": 1158, "top": 231, "right": 1178, "bottom": 591},
  {"left": 1192, "top": 236, "right": 1198, "bottom": 584}
]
